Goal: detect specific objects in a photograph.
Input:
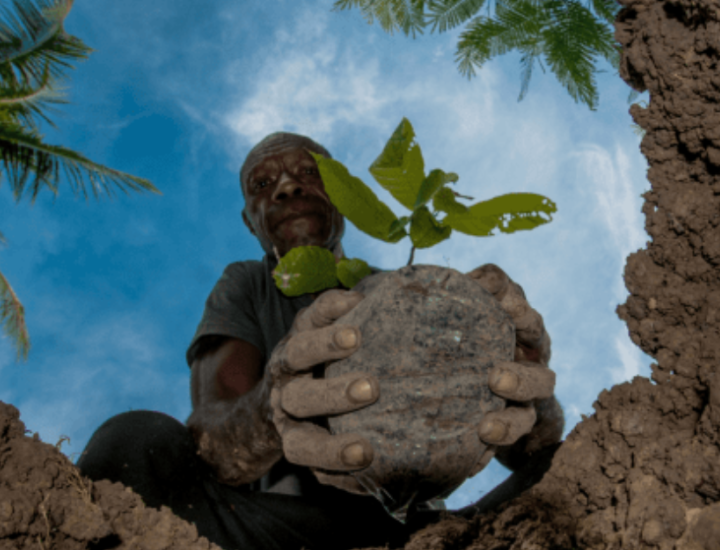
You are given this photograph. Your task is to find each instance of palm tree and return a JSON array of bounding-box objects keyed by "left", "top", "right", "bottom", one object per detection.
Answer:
[
  {"left": 332, "top": 0, "right": 621, "bottom": 111},
  {"left": 0, "top": 0, "right": 160, "bottom": 362}
]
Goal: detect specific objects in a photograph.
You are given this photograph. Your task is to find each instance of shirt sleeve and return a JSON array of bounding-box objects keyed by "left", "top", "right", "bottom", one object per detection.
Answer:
[{"left": 186, "top": 262, "right": 263, "bottom": 367}]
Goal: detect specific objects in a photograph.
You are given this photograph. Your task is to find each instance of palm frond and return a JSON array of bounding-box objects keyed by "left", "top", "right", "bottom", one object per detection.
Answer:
[
  {"left": 517, "top": 47, "right": 541, "bottom": 101},
  {"left": 0, "top": 269, "right": 29, "bottom": 362},
  {"left": 0, "top": 0, "right": 91, "bottom": 89},
  {"left": 426, "top": 0, "right": 488, "bottom": 33},
  {"left": 585, "top": 0, "right": 619, "bottom": 24},
  {"left": 332, "top": 0, "right": 427, "bottom": 36},
  {"left": 542, "top": 0, "right": 604, "bottom": 110},
  {"left": 0, "top": 61, "right": 67, "bottom": 130},
  {"left": 456, "top": 0, "right": 616, "bottom": 109},
  {"left": 455, "top": 0, "right": 542, "bottom": 78},
  {"left": 0, "top": 120, "right": 161, "bottom": 202}
]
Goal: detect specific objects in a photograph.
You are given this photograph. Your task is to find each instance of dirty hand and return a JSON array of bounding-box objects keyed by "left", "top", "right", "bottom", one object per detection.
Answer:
[
  {"left": 268, "top": 289, "right": 378, "bottom": 483},
  {"left": 466, "top": 264, "right": 564, "bottom": 471}
]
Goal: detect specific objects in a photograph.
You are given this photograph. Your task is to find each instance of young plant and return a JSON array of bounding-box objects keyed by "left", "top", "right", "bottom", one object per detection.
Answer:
[{"left": 272, "top": 118, "right": 557, "bottom": 297}]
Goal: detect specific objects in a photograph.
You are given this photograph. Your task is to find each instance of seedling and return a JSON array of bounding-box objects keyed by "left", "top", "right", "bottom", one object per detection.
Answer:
[{"left": 273, "top": 118, "right": 557, "bottom": 296}]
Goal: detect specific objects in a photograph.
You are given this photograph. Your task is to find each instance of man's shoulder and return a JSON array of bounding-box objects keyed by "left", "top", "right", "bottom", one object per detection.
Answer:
[{"left": 219, "top": 257, "right": 269, "bottom": 280}]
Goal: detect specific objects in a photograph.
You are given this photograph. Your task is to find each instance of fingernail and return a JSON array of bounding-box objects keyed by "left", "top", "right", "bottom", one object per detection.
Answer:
[
  {"left": 335, "top": 328, "right": 357, "bottom": 349},
  {"left": 479, "top": 419, "right": 507, "bottom": 443},
  {"left": 493, "top": 371, "right": 519, "bottom": 394},
  {"left": 347, "top": 378, "right": 374, "bottom": 403},
  {"left": 341, "top": 442, "right": 367, "bottom": 467}
]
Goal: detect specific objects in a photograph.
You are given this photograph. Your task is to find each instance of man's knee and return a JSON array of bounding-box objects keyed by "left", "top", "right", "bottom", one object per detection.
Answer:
[{"left": 77, "top": 410, "right": 198, "bottom": 484}]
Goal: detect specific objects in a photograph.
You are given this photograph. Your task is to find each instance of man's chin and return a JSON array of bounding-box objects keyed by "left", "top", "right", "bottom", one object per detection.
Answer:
[{"left": 274, "top": 237, "right": 335, "bottom": 257}]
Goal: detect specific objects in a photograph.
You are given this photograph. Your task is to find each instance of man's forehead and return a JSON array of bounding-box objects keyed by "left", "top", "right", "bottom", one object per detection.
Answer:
[{"left": 250, "top": 148, "right": 313, "bottom": 174}]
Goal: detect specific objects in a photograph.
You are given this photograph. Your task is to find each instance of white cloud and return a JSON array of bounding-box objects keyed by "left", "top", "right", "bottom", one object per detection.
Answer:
[
  {"left": 573, "top": 144, "right": 649, "bottom": 266},
  {"left": 609, "top": 329, "right": 648, "bottom": 384},
  {"left": 225, "top": 50, "right": 388, "bottom": 147}
]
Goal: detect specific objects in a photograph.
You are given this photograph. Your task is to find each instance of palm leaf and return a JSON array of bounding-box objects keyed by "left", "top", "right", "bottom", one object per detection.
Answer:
[
  {"left": 455, "top": 0, "right": 617, "bottom": 110},
  {"left": 332, "top": 0, "right": 427, "bottom": 36},
  {"left": 456, "top": 0, "right": 542, "bottom": 77},
  {"left": 426, "top": 0, "right": 488, "bottom": 33},
  {"left": 0, "top": 0, "right": 91, "bottom": 89},
  {"left": 541, "top": 0, "right": 603, "bottom": 110},
  {"left": 0, "top": 61, "right": 67, "bottom": 130},
  {"left": 0, "top": 268, "right": 29, "bottom": 361},
  {"left": 0, "top": 120, "right": 160, "bottom": 201},
  {"left": 585, "top": 0, "right": 619, "bottom": 24},
  {"left": 336, "top": 0, "right": 621, "bottom": 110},
  {"left": 517, "top": 46, "right": 541, "bottom": 102}
]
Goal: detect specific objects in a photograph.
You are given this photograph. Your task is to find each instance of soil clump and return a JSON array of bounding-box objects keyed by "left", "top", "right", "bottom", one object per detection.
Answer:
[
  {"left": 325, "top": 265, "right": 514, "bottom": 515},
  {"left": 0, "top": 401, "right": 219, "bottom": 550}
]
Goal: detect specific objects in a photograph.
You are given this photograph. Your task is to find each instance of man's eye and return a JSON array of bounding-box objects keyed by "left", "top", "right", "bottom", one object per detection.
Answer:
[{"left": 255, "top": 180, "right": 268, "bottom": 189}]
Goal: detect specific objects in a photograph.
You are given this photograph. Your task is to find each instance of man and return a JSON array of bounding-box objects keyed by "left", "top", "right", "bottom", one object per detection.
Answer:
[{"left": 78, "top": 132, "right": 563, "bottom": 550}]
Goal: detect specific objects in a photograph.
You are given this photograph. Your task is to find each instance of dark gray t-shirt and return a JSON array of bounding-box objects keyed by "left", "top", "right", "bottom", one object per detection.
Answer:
[{"left": 186, "top": 252, "right": 382, "bottom": 495}]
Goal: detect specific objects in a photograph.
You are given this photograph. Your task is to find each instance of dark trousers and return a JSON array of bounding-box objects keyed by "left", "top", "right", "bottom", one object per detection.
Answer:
[{"left": 77, "top": 411, "right": 414, "bottom": 550}]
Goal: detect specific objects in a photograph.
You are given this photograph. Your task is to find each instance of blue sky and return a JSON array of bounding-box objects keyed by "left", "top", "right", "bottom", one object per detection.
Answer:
[{"left": 1, "top": 0, "right": 652, "bottom": 510}]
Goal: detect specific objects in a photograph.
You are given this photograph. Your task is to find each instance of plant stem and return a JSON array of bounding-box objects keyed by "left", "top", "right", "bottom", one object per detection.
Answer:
[{"left": 407, "top": 246, "right": 416, "bottom": 266}]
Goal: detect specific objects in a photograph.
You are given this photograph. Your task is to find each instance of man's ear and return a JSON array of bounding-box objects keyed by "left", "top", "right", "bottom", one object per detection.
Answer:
[{"left": 242, "top": 209, "right": 256, "bottom": 236}]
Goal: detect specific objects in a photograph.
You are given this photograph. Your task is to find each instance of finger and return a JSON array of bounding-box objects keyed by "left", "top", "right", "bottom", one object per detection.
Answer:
[
  {"left": 313, "top": 469, "right": 369, "bottom": 494},
  {"left": 466, "top": 264, "right": 510, "bottom": 300},
  {"left": 488, "top": 361, "right": 555, "bottom": 401},
  {"left": 282, "top": 324, "right": 361, "bottom": 372},
  {"left": 499, "top": 283, "right": 545, "bottom": 346},
  {"left": 477, "top": 407, "right": 537, "bottom": 446},
  {"left": 514, "top": 308, "right": 545, "bottom": 347},
  {"left": 468, "top": 446, "right": 496, "bottom": 477},
  {"left": 294, "top": 289, "right": 364, "bottom": 333},
  {"left": 281, "top": 374, "right": 380, "bottom": 417},
  {"left": 283, "top": 424, "right": 374, "bottom": 471}
]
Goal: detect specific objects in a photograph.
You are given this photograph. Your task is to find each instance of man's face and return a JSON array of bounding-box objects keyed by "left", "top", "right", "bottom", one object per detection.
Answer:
[{"left": 242, "top": 147, "right": 344, "bottom": 258}]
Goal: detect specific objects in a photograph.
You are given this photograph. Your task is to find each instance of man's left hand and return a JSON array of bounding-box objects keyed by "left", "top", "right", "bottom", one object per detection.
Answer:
[{"left": 466, "top": 263, "right": 564, "bottom": 473}]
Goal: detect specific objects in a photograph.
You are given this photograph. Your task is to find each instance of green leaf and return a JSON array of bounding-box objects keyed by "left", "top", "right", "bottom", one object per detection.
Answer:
[
  {"left": 272, "top": 246, "right": 339, "bottom": 297},
  {"left": 443, "top": 192, "right": 557, "bottom": 236},
  {"left": 414, "top": 169, "right": 458, "bottom": 209},
  {"left": 309, "top": 152, "right": 401, "bottom": 243},
  {"left": 0, "top": 269, "right": 29, "bottom": 361},
  {"left": 433, "top": 186, "right": 468, "bottom": 214},
  {"left": 410, "top": 205, "right": 452, "bottom": 248},
  {"left": 388, "top": 215, "right": 410, "bottom": 242},
  {"left": 368, "top": 118, "right": 426, "bottom": 211},
  {"left": 337, "top": 257, "right": 373, "bottom": 289}
]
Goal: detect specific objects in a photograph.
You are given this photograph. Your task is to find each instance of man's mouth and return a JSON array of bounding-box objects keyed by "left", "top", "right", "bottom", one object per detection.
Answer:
[{"left": 275, "top": 203, "right": 324, "bottom": 229}]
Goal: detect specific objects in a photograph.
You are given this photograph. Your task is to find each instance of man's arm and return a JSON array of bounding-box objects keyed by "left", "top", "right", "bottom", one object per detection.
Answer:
[{"left": 186, "top": 337, "right": 283, "bottom": 486}]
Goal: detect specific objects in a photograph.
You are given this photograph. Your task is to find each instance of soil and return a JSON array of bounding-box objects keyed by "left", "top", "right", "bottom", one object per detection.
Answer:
[
  {"left": 0, "top": 401, "right": 220, "bottom": 550},
  {"left": 2, "top": 0, "right": 719, "bottom": 548}
]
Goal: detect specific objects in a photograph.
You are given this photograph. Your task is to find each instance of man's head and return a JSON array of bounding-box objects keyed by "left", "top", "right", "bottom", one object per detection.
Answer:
[{"left": 240, "top": 132, "right": 345, "bottom": 260}]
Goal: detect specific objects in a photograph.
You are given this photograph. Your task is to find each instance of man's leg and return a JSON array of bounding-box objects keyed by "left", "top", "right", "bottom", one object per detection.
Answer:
[
  {"left": 77, "top": 411, "right": 411, "bottom": 550},
  {"left": 76, "top": 410, "right": 220, "bottom": 521}
]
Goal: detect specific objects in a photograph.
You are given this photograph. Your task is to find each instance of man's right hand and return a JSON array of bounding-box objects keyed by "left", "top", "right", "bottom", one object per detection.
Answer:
[{"left": 267, "top": 288, "right": 378, "bottom": 472}]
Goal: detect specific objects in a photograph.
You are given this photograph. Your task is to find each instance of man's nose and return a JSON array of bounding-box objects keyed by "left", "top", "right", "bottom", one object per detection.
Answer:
[{"left": 272, "top": 171, "right": 305, "bottom": 202}]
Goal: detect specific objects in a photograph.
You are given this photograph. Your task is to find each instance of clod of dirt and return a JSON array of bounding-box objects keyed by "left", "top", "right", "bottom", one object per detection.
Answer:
[
  {"left": 323, "top": 265, "right": 515, "bottom": 516},
  {"left": 0, "top": 401, "right": 220, "bottom": 550}
]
